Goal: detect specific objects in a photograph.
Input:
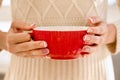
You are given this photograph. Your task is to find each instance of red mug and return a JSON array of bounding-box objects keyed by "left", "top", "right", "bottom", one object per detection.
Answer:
[{"left": 32, "top": 26, "right": 88, "bottom": 60}]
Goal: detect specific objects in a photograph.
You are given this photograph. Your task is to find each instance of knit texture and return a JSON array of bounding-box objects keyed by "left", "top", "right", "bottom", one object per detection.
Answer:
[
  {"left": 3, "top": 0, "right": 120, "bottom": 80},
  {"left": 11, "top": 0, "right": 107, "bottom": 26}
]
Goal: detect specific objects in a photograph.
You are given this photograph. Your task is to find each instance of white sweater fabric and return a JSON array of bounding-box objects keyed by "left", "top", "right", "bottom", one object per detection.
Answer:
[{"left": 3, "top": 0, "right": 120, "bottom": 80}]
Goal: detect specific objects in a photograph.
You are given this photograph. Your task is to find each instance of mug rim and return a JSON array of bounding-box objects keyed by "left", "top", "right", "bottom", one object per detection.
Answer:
[{"left": 33, "top": 26, "right": 88, "bottom": 31}]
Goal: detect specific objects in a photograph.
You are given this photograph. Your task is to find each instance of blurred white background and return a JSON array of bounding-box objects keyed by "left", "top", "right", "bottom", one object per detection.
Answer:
[
  {"left": 0, "top": 0, "right": 11, "bottom": 74},
  {"left": 0, "top": 0, "right": 120, "bottom": 79}
]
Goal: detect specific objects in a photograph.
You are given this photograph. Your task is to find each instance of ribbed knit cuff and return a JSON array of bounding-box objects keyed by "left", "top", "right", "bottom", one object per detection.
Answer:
[{"left": 107, "top": 20, "right": 120, "bottom": 54}]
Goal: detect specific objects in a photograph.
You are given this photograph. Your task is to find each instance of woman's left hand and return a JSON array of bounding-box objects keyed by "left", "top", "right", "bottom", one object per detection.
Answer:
[{"left": 82, "top": 16, "right": 116, "bottom": 53}]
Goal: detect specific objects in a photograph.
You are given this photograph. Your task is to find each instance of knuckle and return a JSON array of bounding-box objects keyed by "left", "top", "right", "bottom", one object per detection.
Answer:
[
  {"left": 101, "top": 26, "right": 106, "bottom": 34},
  {"left": 7, "top": 35, "right": 13, "bottom": 44},
  {"left": 23, "top": 33, "right": 31, "bottom": 40},
  {"left": 100, "top": 24, "right": 107, "bottom": 34},
  {"left": 21, "top": 42, "right": 39, "bottom": 51},
  {"left": 19, "top": 51, "right": 31, "bottom": 57},
  {"left": 97, "top": 37, "right": 104, "bottom": 45},
  {"left": 88, "top": 35, "right": 94, "bottom": 43},
  {"left": 28, "top": 42, "right": 37, "bottom": 49},
  {"left": 99, "top": 27, "right": 103, "bottom": 34},
  {"left": 34, "top": 42, "right": 40, "bottom": 47},
  {"left": 96, "top": 27, "right": 102, "bottom": 34},
  {"left": 21, "top": 43, "right": 30, "bottom": 50},
  {"left": 96, "top": 37, "right": 101, "bottom": 44},
  {"left": 28, "top": 50, "right": 39, "bottom": 56},
  {"left": 30, "top": 50, "right": 40, "bottom": 55},
  {"left": 21, "top": 53, "right": 28, "bottom": 57},
  {"left": 100, "top": 37, "right": 105, "bottom": 45}
]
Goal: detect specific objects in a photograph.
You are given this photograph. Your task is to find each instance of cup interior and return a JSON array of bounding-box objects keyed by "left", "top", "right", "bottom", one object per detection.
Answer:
[{"left": 33, "top": 26, "right": 88, "bottom": 31}]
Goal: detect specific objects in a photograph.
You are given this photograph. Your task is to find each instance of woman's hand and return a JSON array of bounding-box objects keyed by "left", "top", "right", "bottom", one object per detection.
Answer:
[
  {"left": 0, "top": 31, "right": 7, "bottom": 50},
  {"left": 82, "top": 16, "right": 116, "bottom": 53},
  {"left": 7, "top": 21, "right": 49, "bottom": 58}
]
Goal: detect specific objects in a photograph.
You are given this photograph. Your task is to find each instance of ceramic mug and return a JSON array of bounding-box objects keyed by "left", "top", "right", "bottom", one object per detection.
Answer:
[{"left": 31, "top": 26, "right": 88, "bottom": 60}]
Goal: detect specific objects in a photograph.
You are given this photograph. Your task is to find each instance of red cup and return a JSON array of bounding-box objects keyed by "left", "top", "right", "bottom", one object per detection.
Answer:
[{"left": 32, "top": 26, "right": 88, "bottom": 60}]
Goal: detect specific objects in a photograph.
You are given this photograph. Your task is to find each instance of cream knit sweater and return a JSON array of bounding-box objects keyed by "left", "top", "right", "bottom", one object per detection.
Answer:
[{"left": 2, "top": 0, "right": 120, "bottom": 80}]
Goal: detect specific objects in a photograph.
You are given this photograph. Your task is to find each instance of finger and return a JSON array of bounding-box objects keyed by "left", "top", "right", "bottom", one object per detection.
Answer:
[
  {"left": 8, "top": 33, "right": 31, "bottom": 44},
  {"left": 11, "top": 21, "right": 36, "bottom": 31},
  {"left": 9, "top": 41, "right": 47, "bottom": 53},
  {"left": 82, "top": 46, "right": 97, "bottom": 53},
  {"left": 23, "top": 55, "right": 48, "bottom": 58},
  {"left": 88, "top": 16, "right": 103, "bottom": 25},
  {"left": 84, "top": 35, "right": 102, "bottom": 45},
  {"left": 16, "top": 48, "right": 49, "bottom": 57},
  {"left": 83, "top": 54, "right": 89, "bottom": 58},
  {"left": 84, "top": 41, "right": 93, "bottom": 45},
  {"left": 87, "top": 25, "right": 106, "bottom": 35}
]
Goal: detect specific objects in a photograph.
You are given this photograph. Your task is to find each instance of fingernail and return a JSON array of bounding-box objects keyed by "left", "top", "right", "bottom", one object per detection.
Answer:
[
  {"left": 40, "top": 41, "right": 47, "bottom": 47},
  {"left": 89, "top": 18, "right": 95, "bottom": 23},
  {"left": 84, "top": 36, "right": 90, "bottom": 41},
  {"left": 42, "top": 49, "right": 49, "bottom": 54},
  {"left": 83, "top": 47, "right": 90, "bottom": 52},
  {"left": 87, "top": 28, "right": 93, "bottom": 33},
  {"left": 30, "top": 23, "right": 36, "bottom": 28},
  {"left": 43, "top": 41, "right": 47, "bottom": 47}
]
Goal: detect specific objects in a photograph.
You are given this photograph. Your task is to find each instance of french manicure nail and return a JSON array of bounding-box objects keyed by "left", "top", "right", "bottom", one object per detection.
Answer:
[
  {"left": 42, "top": 49, "right": 49, "bottom": 54},
  {"left": 84, "top": 36, "right": 90, "bottom": 41},
  {"left": 87, "top": 28, "right": 93, "bottom": 33},
  {"left": 43, "top": 41, "right": 47, "bottom": 47},
  {"left": 30, "top": 23, "right": 36, "bottom": 28},
  {"left": 89, "top": 18, "right": 94, "bottom": 23},
  {"left": 83, "top": 47, "right": 90, "bottom": 52}
]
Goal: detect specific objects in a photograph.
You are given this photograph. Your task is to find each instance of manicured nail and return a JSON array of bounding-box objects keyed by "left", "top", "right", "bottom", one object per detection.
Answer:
[
  {"left": 40, "top": 41, "right": 47, "bottom": 47},
  {"left": 83, "top": 47, "right": 90, "bottom": 52},
  {"left": 87, "top": 28, "right": 93, "bottom": 33},
  {"left": 43, "top": 41, "right": 47, "bottom": 47},
  {"left": 89, "top": 18, "right": 95, "bottom": 23},
  {"left": 30, "top": 23, "right": 36, "bottom": 28},
  {"left": 84, "top": 36, "right": 91, "bottom": 41},
  {"left": 42, "top": 49, "right": 49, "bottom": 54}
]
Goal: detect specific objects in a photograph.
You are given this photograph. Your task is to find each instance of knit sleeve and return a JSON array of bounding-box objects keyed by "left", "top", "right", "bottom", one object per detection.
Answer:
[{"left": 107, "top": 0, "right": 120, "bottom": 54}]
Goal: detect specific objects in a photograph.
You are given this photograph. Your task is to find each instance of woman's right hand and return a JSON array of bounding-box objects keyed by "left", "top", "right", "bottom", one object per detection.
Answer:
[{"left": 7, "top": 21, "right": 49, "bottom": 58}]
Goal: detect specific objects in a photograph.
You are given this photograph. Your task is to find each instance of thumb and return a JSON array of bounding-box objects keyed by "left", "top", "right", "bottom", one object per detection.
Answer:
[{"left": 11, "top": 21, "right": 36, "bottom": 31}]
